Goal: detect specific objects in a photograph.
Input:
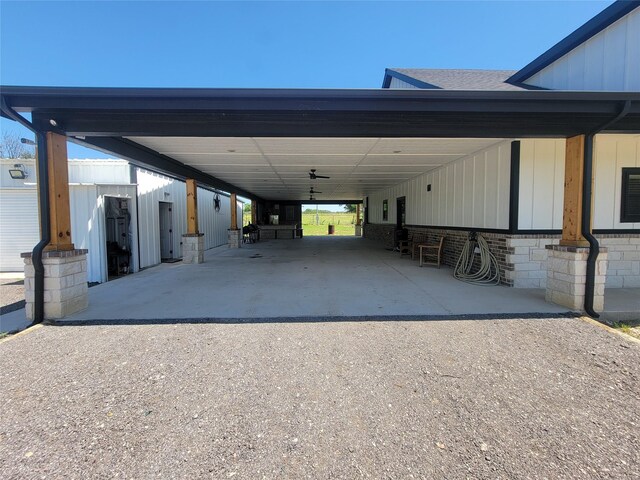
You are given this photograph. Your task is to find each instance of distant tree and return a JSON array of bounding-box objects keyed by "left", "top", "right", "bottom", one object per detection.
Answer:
[
  {"left": 0, "top": 131, "right": 34, "bottom": 159},
  {"left": 341, "top": 204, "right": 356, "bottom": 213},
  {"left": 243, "top": 203, "right": 251, "bottom": 212}
]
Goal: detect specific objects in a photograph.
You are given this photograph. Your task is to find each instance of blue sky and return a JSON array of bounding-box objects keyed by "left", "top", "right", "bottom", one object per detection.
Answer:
[{"left": 1, "top": 0, "right": 612, "bottom": 161}]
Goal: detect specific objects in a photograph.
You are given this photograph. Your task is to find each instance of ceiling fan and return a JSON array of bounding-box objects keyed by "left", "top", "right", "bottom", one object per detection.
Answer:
[
  {"left": 309, "top": 169, "right": 330, "bottom": 180},
  {"left": 309, "top": 187, "right": 322, "bottom": 194}
]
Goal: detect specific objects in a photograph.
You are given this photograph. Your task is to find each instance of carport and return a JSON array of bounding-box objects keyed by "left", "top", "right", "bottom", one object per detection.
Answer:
[{"left": 1, "top": 87, "right": 639, "bottom": 323}]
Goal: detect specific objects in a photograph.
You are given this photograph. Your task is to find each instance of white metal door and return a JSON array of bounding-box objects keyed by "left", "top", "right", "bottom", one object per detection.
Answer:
[
  {"left": 159, "top": 202, "right": 173, "bottom": 259},
  {"left": 0, "top": 190, "right": 39, "bottom": 271}
]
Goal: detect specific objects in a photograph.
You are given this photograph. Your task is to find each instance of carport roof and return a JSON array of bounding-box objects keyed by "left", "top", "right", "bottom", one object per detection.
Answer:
[{"left": 2, "top": 86, "right": 640, "bottom": 200}]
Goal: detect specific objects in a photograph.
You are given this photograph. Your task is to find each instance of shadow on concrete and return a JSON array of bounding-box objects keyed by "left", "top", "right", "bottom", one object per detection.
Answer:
[{"left": 55, "top": 311, "right": 578, "bottom": 327}]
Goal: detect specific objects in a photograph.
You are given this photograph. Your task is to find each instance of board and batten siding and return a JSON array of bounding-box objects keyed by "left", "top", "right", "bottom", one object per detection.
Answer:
[
  {"left": 367, "top": 140, "right": 511, "bottom": 229},
  {"left": 388, "top": 77, "right": 420, "bottom": 89},
  {"left": 524, "top": 8, "right": 640, "bottom": 91},
  {"left": 517, "top": 139, "right": 565, "bottom": 230},
  {"left": 517, "top": 135, "right": 640, "bottom": 231},
  {"left": 593, "top": 134, "right": 640, "bottom": 230}
]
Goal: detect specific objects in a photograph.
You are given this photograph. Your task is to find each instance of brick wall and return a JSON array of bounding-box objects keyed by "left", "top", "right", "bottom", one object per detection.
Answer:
[
  {"left": 363, "top": 223, "right": 396, "bottom": 248},
  {"left": 405, "top": 227, "right": 511, "bottom": 285},
  {"left": 364, "top": 224, "right": 640, "bottom": 289}
]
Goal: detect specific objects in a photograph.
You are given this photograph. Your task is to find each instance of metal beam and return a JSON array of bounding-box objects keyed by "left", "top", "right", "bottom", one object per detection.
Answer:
[
  {"left": 67, "top": 135, "right": 260, "bottom": 201},
  {"left": 1, "top": 86, "right": 638, "bottom": 138}
]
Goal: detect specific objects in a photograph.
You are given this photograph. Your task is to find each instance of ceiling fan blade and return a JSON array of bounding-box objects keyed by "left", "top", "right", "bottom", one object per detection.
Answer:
[{"left": 315, "top": 175, "right": 330, "bottom": 179}]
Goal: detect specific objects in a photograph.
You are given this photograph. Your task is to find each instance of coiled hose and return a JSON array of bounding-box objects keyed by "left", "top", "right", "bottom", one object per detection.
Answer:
[{"left": 453, "top": 232, "right": 501, "bottom": 285}]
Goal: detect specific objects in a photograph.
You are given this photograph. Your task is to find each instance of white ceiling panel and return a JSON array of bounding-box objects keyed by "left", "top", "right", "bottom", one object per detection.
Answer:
[
  {"left": 126, "top": 136, "right": 505, "bottom": 200},
  {"left": 255, "top": 137, "right": 378, "bottom": 155},
  {"left": 127, "top": 137, "right": 261, "bottom": 154},
  {"left": 369, "top": 138, "right": 500, "bottom": 155},
  {"left": 169, "top": 154, "right": 266, "bottom": 165}
]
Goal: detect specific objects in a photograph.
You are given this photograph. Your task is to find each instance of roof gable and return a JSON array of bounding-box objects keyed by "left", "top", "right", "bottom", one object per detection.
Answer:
[
  {"left": 383, "top": 68, "right": 527, "bottom": 91},
  {"left": 508, "top": 0, "right": 640, "bottom": 84}
]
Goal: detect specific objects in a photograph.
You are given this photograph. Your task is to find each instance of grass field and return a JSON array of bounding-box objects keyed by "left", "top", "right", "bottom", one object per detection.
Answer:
[
  {"left": 242, "top": 211, "right": 358, "bottom": 236},
  {"left": 302, "top": 212, "right": 356, "bottom": 236}
]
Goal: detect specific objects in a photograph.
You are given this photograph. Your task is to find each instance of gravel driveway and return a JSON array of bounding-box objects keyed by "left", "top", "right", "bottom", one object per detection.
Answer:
[{"left": 1, "top": 317, "right": 638, "bottom": 479}]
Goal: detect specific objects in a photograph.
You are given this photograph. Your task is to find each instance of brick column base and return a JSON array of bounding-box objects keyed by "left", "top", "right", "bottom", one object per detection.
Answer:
[
  {"left": 22, "top": 249, "right": 89, "bottom": 320},
  {"left": 182, "top": 234, "right": 205, "bottom": 264},
  {"left": 545, "top": 245, "right": 608, "bottom": 312},
  {"left": 355, "top": 225, "right": 362, "bottom": 237},
  {"left": 228, "top": 229, "right": 242, "bottom": 248}
]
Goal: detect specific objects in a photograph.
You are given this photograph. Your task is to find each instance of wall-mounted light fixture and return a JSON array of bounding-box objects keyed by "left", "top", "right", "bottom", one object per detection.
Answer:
[{"left": 9, "top": 164, "right": 28, "bottom": 180}]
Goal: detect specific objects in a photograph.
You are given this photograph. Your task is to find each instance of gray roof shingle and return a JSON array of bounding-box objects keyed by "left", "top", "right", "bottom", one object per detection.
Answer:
[{"left": 387, "top": 68, "right": 528, "bottom": 91}]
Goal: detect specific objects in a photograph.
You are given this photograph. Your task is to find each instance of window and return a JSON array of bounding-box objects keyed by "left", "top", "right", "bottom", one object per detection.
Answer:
[
  {"left": 382, "top": 199, "right": 388, "bottom": 221},
  {"left": 621, "top": 168, "right": 640, "bottom": 223}
]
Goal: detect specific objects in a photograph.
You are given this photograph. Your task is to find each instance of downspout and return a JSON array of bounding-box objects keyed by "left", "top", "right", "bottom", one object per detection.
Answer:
[
  {"left": 582, "top": 100, "right": 631, "bottom": 319},
  {"left": 0, "top": 97, "right": 51, "bottom": 324}
]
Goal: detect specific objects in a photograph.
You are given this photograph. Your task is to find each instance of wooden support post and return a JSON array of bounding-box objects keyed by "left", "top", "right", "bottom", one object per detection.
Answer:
[
  {"left": 560, "top": 135, "right": 588, "bottom": 247},
  {"left": 186, "top": 179, "right": 199, "bottom": 234},
  {"left": 251, "top": 200, "right": 257, "bottom": 224},
  {"left": 356, "top": 204, "right": 361, "bottom": 226},
  {"left": 230, "top": 193, "right": 238, "bottom": 230},
  {"left": 45, "top": 132, "right": 74, "bottom": 251}
]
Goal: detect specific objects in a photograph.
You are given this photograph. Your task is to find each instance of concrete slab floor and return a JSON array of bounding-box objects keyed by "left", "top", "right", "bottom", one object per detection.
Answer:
[
  {"left": 602, "top": 288, "right": 640, "bottom": 324},
  {"left": 45, "top": 236, "right": 570, "bottom": 323}
]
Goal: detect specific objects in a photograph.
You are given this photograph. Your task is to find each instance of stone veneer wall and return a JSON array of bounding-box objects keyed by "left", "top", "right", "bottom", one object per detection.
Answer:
[
  {"left": 505, "top": 234, "right": 640, "bottom": 289},
  {"left": 22, "top": 249, "right": 89, "bottom": 320},
  {"left": 505, "top": 235, "right": 561, "bottom": 288},
  {"left": 597, "top": 234, "right": 640, "bottom": 288}
]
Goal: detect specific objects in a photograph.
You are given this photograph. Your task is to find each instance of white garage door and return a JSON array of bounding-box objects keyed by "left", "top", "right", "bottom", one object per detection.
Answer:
[{"left": 0, "top": 189, "right": 39, "bottom": 271}]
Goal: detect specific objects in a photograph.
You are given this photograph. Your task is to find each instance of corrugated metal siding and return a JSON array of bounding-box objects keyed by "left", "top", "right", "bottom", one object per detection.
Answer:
[
  {"left": 388, "top": 77, "right": 420, "bottom": 89},
  {"left": 524, "top": 9, "right": 640, "bottom": 91},
  {"left": 594, "top": 134, "right": 640, "bottom": 230},
  {"left": 197, "top": 188, "right": 231, "bottom": 248},
  {"left": 0, "top": 160, "right": 36, "bottom": 189},
  {"left": 136, "top": 169, "right": 186, "bottom": 268},
  {"left": 69, "top": 184, "right": 139, "bottom": 283},
  {"left": 517, "top": 139, "right": 565, "bottom": 230},
  {"left": 0, "top": 189, "right": 39, "bottom": 271},
  {"left": 98, "top": 185, "right": 139, "bottom": 277},
  {"left": 367, "top": 140, "right": 510, "bottom": 229},
  {"left": 1, "top": 159, "right": 131, "bottom": 188},
  {"left": 69, "top": 185, "right": 102, "bottom": 282},
  {"left": 136, "top": 169, "right": 234, "bottom": 267},
  {"left": 68, "top": 160, "right": 130, "bottom": 184}
]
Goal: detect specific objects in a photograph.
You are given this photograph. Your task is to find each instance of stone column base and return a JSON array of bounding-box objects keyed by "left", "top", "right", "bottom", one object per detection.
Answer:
[
  {"left": 355, "top": 225, "right": 362, "bottom": 236},
  {"left": 228, "top": 229, "right": 242, "bottom": 248},
  {"left": 545, "top": 245, "right": 608, "bottom": 312},
  {"left": 22, "top": 249, "right": 89, "bottom": 320},
  {"left": 182, "top": 234, "right": 205, "bottom": 264}
]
